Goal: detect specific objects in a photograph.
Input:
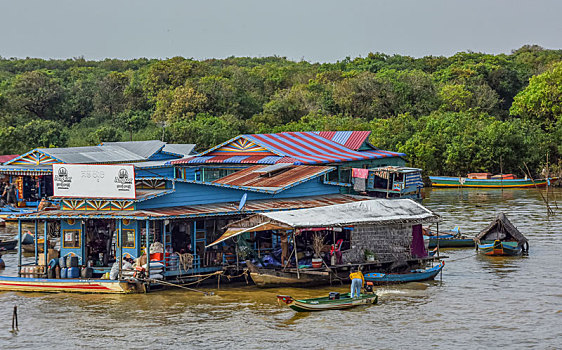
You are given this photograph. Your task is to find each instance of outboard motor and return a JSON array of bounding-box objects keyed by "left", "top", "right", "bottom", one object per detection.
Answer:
[{"left": 365, "top": 281, "right": 374, "bottom": 293}]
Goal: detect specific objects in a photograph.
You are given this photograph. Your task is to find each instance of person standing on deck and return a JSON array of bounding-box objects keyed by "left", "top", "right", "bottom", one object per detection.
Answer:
[{"left": 349, "top": 267, "right": 364, "bottom": 298}]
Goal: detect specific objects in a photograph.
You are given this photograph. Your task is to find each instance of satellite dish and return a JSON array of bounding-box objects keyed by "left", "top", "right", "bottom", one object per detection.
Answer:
[{"left": 238, "top": 193, "right": 248, "bottom": 211}]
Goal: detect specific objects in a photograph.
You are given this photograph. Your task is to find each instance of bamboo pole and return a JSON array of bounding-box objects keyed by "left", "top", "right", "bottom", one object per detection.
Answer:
[
  {"left": 500, "top": 155, "right": 503, "bottom": 194},
  {"left": 17, "top": 220, "right": 22, "bottom": 277},
  {"left": 293, "top": 231, "right": 300, "bottom": 279},
  {"left": 436, "top": 222, "right": 440, "bottom": 259},
  {"left": 118, "top": 219, "right": 123, "bottom": 280},
  {"left": 521, "top": 164, "right": 554, "bottom": 215},
  {"left": 34, "top": 220, "right": 38, "bottom": 265},
  {"left": 43, "top": 221, "right": 48, "bottom": 275}
]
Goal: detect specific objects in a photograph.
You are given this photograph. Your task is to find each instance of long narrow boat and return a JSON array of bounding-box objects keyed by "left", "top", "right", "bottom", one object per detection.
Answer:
[
  {"left": 364, "top": 261, "right": 444, "bottom": 284},
  {"left": 0, "top": 240, "right": 17, "bottom": 251},
  {"left": 426, "top": 235, "right": 475, "bottom": 248},
  {"left": 0, "top": 276, "right": 145, "bottom": 294},
  {"left": 277, "top": 292, "right": 378, "bottom": 312},
  {"left": 478, "top": 240, "right": 522, "bottom": 256},
  {"left": 429, "top": 176, "right": 555, "bottom": 188}
]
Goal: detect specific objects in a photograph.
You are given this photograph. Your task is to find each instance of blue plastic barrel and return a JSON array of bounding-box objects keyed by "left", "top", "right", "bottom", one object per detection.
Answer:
[
  {"left": 49, "top": 259, "right": 58, "bottom": 269},
  {"left": 60, "top": 267, "right": 68, "bottom": 279},
  {"left": 68, "top": 267, "right": 80, "bottom": 279}
]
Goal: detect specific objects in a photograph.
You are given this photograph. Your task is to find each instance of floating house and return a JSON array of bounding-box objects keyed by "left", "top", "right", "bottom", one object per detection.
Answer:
[
  {"left": 171, "top": 131, "right": 406, "bottom": 191},
  {"left": 1, "top": 131, "right": 420, "bottom": 293}
]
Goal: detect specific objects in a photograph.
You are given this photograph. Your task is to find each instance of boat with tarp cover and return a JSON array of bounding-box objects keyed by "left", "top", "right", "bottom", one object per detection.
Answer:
[
  {"left": 475, "top": 213, "right": 529, "bottom": 256},
  {"left": 277, "top": 292, "right": 378, "bottom": 312}
]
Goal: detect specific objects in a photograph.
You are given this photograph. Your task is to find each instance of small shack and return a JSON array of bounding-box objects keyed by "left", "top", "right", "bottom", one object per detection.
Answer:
[{"left": 475, "top": 213, "right": 529, "bottom": 248}]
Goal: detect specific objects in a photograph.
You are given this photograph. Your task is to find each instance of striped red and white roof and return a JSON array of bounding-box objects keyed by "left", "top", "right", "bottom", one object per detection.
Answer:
[{"left": 171, "top": 131, "right": 405, "bottom": 165}]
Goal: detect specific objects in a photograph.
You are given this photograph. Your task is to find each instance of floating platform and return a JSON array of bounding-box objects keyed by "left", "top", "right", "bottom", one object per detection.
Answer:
[{"left": 0, "top": 276, "right": 145, "bottom": 294}]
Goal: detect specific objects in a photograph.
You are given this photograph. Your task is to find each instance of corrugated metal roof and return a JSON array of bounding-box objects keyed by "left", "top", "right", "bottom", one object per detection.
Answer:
[
  {"left": 315, "top": 131, "right": 372, "bottom": 151},
  {"left": 213, "top": 165, "right": 334, "bottom": 190},
  {"left": 101, "top": 140, "right": 165, "bottom": 159},
  {"left": 16, "top": 194, "right": 371, "bottom": 220},
  {"left": 162, "top": 144, "right": 197, "bottom": 156},
  {"left": 37, "top": 145, "right": 145, "bottom": 164},
  {"left": 0, "top": 155, "right": 19, "bottom": 164},
  {"left": 172, "top": 132, "right": 405, "bottom": 166},
  {"left": 146, "top": 194, "right": 371, "bottom": 218}
]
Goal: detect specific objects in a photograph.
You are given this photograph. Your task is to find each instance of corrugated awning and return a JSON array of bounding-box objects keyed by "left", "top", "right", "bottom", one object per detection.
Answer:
[
  {"left": 13, "top": 194, "right": 372, "bottom": 221},
  {"left": 0, "top": 165, "right": 52, "bottom": 176}
]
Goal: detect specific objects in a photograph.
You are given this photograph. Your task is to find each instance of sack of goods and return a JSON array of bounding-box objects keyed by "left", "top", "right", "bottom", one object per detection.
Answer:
[{"left": 143, "top": 261, "right": 164, "bottom": 277}]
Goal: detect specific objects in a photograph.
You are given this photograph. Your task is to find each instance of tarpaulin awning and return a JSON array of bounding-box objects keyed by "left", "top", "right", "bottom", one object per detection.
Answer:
[
  {"left": 206, "top": 221, "right": 293, "bottom": 247},
  {"left": 223, "top": 198, "right": 440, "bottom": 232}
]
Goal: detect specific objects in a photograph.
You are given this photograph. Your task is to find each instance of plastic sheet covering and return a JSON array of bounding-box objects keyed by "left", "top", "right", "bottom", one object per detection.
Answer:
[{"left": 249, "top": 199, "right": 439, "bottom": 228}]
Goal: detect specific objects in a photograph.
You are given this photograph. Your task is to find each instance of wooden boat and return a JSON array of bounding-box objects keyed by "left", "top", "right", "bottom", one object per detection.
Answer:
[
  {"left": 0, "top": 240, "right": 17, "bottom": 251},
  {"left": 250, "top": 268, "right": 330, "bottom": 288},
  {"left": 475, "top": 213, "right": 529, "bottom": 256},
  {"left": 429, "top": 175, "right": 556, "bottom": 188},
  {"left": 277, "top": 292, "right": 378, "bottom": 312},
  {"left": 478, "top": 240, "right": 522, "bottom": 256},
  {"left": 424, "top": 227, "right": 475, "bottom": 248},
  {"left": 0, "top": 218, "right": 5, "bottom": 227},
  {"left": 364, "top": 261, "right": 444, "bottom": 284},
  {"left": 0, "top": 275, "right": 145, "bottom": 294}
]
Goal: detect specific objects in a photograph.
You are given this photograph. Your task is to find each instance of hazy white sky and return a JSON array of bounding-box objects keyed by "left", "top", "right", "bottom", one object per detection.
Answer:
[{"left": 1, "top": 0, "right": 561, "bottom": 62}]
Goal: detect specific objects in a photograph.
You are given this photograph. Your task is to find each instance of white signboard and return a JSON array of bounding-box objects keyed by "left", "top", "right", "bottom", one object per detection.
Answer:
[{"left": 53, "top": 164, "right": 136, "bottom": 199}]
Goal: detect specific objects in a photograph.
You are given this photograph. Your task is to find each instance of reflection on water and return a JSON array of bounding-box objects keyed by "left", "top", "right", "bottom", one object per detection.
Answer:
[{"left": 1, "top": 188, "right": 562, "bottom": 349}]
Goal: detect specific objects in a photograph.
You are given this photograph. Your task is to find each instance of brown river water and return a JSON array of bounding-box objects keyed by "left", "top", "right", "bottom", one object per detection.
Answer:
[{"left": 0, "top": 188, "right": 561, "bottom": 349}]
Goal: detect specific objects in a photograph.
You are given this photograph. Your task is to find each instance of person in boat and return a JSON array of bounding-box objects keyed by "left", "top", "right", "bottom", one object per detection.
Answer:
[
  {"left": 349, "top": 266, "right": 364, "bottom": 298},
  {"left": 0, "top": 253, "right": 5, "bottom": 269}
]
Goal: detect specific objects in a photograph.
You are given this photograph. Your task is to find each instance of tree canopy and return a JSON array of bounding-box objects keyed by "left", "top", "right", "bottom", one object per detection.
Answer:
[{"left": 1, "top": 47, "right": 562, "bottom": 176}]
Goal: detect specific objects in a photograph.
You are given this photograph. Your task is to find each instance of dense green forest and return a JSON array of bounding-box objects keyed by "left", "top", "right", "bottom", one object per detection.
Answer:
[{"left": 1, "top": 45, "right": 562, "bottom": 176}]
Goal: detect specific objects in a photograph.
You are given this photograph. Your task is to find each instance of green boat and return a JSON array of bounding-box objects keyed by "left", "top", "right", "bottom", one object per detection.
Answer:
[
  {"left": 429, "top": 176, "right": 555, "bottom": 188},
  {"left": 277, "top": 292, "right": 378, "bottom": 312}
]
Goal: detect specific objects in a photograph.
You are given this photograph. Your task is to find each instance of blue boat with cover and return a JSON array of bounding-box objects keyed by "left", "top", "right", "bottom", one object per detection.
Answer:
[{"left": 364, "top": 261, "right": 444, "bottom": 284}]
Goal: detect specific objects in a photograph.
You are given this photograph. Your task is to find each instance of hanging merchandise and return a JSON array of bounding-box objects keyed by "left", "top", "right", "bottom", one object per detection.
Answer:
[{"left": 352, "top": 168, "right": 369, "bottom": 179}]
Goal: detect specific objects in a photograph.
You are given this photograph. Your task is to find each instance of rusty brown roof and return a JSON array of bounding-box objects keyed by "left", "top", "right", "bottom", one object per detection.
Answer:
[
  {"left": 15, "top": 194, "right": 370, "bottom": 220},
  {"left": 212, "top": 165, "right": 334, "bottom": 190}
]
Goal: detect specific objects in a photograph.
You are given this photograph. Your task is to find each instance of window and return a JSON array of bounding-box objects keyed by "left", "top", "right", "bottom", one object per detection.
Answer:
[
  {"left": 63, "top": 229, "right": 81, "bottom": 248},
  {"left": 121, "top": 229, "right": 135, "bottom": 248}
]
